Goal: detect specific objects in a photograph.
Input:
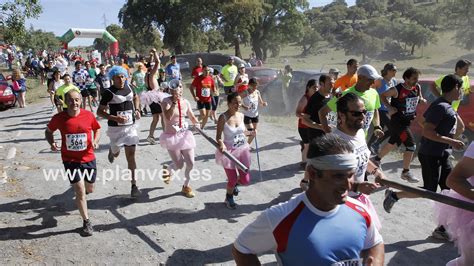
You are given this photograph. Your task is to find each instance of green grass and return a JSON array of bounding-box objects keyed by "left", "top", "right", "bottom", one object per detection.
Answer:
[
  {"left": 216, "top": 31, "right": 474, "bottom": 78},
  {"left": 0, "top": 67, "right": 49, "bottom": 105}
]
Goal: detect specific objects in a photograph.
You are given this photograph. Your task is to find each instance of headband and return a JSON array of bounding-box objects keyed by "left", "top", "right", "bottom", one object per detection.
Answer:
[{"left": 307, "top": 153, "right": 358, "bottom": 170}]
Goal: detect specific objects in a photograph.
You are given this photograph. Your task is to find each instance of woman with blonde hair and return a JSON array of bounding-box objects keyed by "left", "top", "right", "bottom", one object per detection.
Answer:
[{"left": 9, "top": 69, "right": 27, "bottom": 108}]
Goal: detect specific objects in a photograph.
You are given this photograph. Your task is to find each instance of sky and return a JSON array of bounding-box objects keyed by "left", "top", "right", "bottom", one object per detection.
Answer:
[{"left": 26, "top": 0, "right": 356, "bottom": 47}]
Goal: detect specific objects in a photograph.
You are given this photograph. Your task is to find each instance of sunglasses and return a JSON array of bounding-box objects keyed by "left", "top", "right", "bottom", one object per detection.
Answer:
[{"left": 347, "top": 109, "right": 367, "bottom": 117}]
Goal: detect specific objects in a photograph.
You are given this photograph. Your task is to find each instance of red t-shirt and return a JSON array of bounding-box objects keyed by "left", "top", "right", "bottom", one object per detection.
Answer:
[
  {"left": 191, "top": 66, "right": 203, "bottom": 78},
  {"left": 47, "top": 109, "right": 101, "bottom": 163},
  {"left": 192, "top": 75, "right": 215, "bottom": 103}
]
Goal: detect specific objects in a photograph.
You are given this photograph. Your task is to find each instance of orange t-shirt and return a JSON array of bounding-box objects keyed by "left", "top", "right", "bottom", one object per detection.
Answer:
[{"left": 334, "top": 74, "right": 358, "bottom": 91}]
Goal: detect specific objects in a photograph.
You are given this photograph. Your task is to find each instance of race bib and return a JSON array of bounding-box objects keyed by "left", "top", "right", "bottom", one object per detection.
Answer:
[
  {"left": 172, "top": 121, "right": 189, "bottom": 134},
  {"left": 74, "top": 75, "right": 85, "bottom": 83},
  {"left": 65, "top": 133, "right": 87, "bottom": 151},
  {"left": 405, "top": 97, "right": 418, "bottom": 115},
  {"left": 233, "top": 133, "right": 246, "bottom": 148},
  {"left": 103, "top": 79, "right": 111, "bottom": 89},
  {"left": 201, "top": 88, "right": 211, "bottom": 97},
  {"left": 449, "top": 119, "right": 457, "bottom": 135},
  {"left": 86, "top": 77, "right": 94, "bottom": 85},
  {"left": 354, "top": 146, "right": 370, "bottom": 180},
  {"left": 249, "top": 102, "right": 257, "bottom": 112},
  {"left": 363, "top": 111, "right": 375, "bottom": 131},
  {"left": 229, "top": 72, "right": 237, "bottom": 81},
  {"left": 331, "top": 258, "right": 363, "bottom": 266},
  {"left": 117, "top": 110, "right": 133, "bottom": 126},
  {"left": 327, "top": 111, "right": 338, "bottom": 128}
]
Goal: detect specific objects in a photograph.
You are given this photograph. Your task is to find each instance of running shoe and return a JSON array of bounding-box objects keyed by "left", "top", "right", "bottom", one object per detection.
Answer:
[
  {"left": 181, "top": 185, "right": 195, "bottom": 198},
  {"left": 147, "top": 136, "right": 156, "bottom": 145},
  {"left": 131, "top": 184, "right": 141, "bottom": 198},
  {"left": 383, "top": 189, "right": 398, "bottom": 213},
  {"left": 431, "top": 226, "right": 451, "bottom": 241},
  {"left": 401, "top": 171, "right": 419, "bottom": 183},
  {"left": 107, "top": 148, "right": 114, "bottom": 163},
  {"left": 233, "top": 185, "right": 240, "bottom": 196},
  {"left": 81, "top": 219, "right": 93, "bottom": 236},
  {"left": 162, "top": 165, "right": 171, "bottom": 184},
  {"left": 225, "top": 194, "right": 237, "bottom": 209}
]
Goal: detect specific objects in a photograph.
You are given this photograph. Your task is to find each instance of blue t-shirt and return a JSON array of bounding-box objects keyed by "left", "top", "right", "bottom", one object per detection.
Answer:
[
  {"left": 419, "top": 97, "right": 457, "bottom": 156},
  {"left": 165, "top": 63, "right": 181, "bottom": 81},
  {"left": 234, "top": 193, "right": 383, "bottom": 265},
  {"left": 377, "top": 78, "right": 397, "bottom": 112}
]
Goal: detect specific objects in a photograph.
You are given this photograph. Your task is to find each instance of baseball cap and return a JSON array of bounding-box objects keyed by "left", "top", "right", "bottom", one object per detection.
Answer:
[
  {"left": 357, "top": 64, "right": 382, "bottom": 80},
  {"left": 329, "top": 68, "right": 340, "bottom": 74},
  {"left": 238, "top": 63, "right": 245, "bottom": 68},
  {"left": 171, "top": 55, "right": 176, "bottom": 59},
  {"left": 227, "top": 56, "right": 234, "bottom": 60}
]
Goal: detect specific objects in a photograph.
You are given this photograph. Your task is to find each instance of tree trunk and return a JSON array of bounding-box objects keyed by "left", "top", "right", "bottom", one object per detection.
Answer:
[
  {"left": 234, "top": 37, "right": 242, "bottom": 59},
  {"left": 411, "top": 44, "right": 415, "bottom": 55},
  {"left": 252, "top": 42, "right": 264, "bottom": 61},
  {"left": 174, "top": 45, "right": 183, "bottom": 55}
]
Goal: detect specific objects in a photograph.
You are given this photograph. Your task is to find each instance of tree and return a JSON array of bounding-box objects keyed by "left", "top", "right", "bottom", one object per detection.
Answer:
[
  {"left": 398, "top": 23, "right": 437, "bottom": 55},
  {"left": 298, "top": 25, "right": 323, "bottom": 56},
  {"left": 19, "top": 26, "right": 60, "bottom": 52},
  {"left": 438, "top": 0, "right": 474, "bottom": 50},
  {"left": 205, "top": 29, "right": 228, "bottom": 53},
  {"left": 356, "top": 0, "right": 387, "bottom": 17},
  {"left": 250, "top": 0, "right": 308, "bottom": 61},
  {"left": 0, "top": 0, "right": 42, "bottom": 44},
  {"left": 387, "top": 0, "right": 415, "bottom": 16},
  {"left": 341, "top": 30, "right": 382, "bottom": 62}
]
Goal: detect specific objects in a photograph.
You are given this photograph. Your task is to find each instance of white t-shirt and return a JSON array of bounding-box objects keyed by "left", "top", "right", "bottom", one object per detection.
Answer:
[
  {"left": 465, "top": 141, "right": 474, "bottom": 159},
  {"left": 333, "top": 128, "right": 370, "bottom": 185},
  {"left": 234, "top": 193, "right": 383, "bottom": 265},
  {"left": 242, "top": 91, "right": 260, "bottom": 118}
]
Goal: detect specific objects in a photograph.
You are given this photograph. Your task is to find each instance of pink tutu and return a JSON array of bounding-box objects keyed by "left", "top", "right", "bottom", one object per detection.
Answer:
[
  {"left": 159, "top": 130, "right": 196, "bottom": 151},
  {"left": 140, "top": 90, "right": 170, "bottom": 106},
  {"left": 215, "top": 143, "right": 251, "bottom": 169},
  {"left": 434, "top": 186, "right": 474, "bottom": 262},
  {"left": 356, "top": 194, "right": 382, "bottom": 231}
]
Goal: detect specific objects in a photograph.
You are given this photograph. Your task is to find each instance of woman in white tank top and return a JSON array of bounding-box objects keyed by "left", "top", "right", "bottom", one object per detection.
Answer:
[{"left": 216, "top": 93, "right": 254, "bottom": 209}]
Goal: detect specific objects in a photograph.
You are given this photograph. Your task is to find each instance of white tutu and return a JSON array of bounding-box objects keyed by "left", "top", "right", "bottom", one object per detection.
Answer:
[
  {"left": 106, "top": 124, "right": 139, "bottom": 154},
  {"left": 140, "top": 90, "right": 170, "bottom": 106}
]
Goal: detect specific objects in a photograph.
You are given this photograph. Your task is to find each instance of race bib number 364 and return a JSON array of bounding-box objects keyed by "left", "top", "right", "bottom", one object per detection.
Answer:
[{"left": 66, "top": 133, "right": 87, "bottom": 151}]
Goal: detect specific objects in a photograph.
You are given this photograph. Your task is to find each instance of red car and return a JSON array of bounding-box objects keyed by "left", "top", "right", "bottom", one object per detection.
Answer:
[
  {"left": 0, "top": 73, "right": 16, "bottom": 109},
  {"left": 245, "top": 67, "right": 278, "bottom": 89},
  {"left": 411, "top": 78, "right": 474, "bottom": 152}
]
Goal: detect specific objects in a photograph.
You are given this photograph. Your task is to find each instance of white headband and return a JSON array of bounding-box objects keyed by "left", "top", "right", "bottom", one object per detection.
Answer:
[{"left": 307, "top": 153, "right": 358, "bottom": 170}]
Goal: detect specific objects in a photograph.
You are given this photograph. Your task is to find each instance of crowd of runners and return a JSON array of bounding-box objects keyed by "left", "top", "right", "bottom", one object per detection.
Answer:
[{"left": 3, "top": 46, "right": 471, "bottom": 265}]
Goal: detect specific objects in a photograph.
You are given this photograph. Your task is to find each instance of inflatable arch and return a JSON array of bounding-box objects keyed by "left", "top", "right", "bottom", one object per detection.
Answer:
[{"left": 59, "top": 28, "right": 119, "bottom": 56}]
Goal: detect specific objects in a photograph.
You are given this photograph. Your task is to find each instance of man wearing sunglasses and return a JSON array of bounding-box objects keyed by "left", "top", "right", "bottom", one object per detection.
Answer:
[
  {"left": 332, "top": 92, "right": 386, "bottom": 230},
  {"left": 319, "top": 64, "right": 384, "bottom": 140}
]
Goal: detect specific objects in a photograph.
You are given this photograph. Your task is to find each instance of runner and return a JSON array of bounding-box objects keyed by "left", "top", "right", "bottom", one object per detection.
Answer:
[
  {"left": 216, "top": 93, "right": 254, "bottom": 209},
  {"left": 71, "top": 61, "right": 91, "bottom": 111},
  {"left": 434, "top": 141, "right": 474, "bottom": 266},
  {"left": 334, "top": 58, "right": 359, "bottom": 91},
  {"left": 234, "top": 64, "right": 249, "bottom": 94},
  {"left": 329, "top": 68, "right": 340, "bottom": 80},
  {"left": 333, "top": 92, "right": 384, "bottom": 230},
  {"left": 45, "top": 90, "right": 101, "bottom": 236},
  {"left": 85, "top": 61, "right": 99, "bottom": 108},
  {"left": 367, "top": 63, "right": 398, "bottom": 154},
  {"left": 241, "top": 78, "right": 268, "bottom": 146},
  {"left": 191, "top": 57, "right": 203, "bottom": 78},
  {"left": 160, "top": 79, "right": 200, "bottom": 198},
  {"left": 55, "top": 74, "right": 81, "bottom": 112},
  {"left": 299, "top": 75, "right": 334, "bottom": 190},
  {"left": 189, "top": 65, "right": 215, "bottom": 129},
  {"left": 221, "top": 56, "right": 238, "bottom": 95},
  {"left": 431, "top": 59, "right": 471, "bottom": 138},
  {"left": 97, "top": 66, "right": 142, "bottom": 198},
  {"left": 210, "top": 68, "right": 224, "bottom": 123},
  {"left": 373, "top": 67, "right": 426, "bottom": 183},
  {"left": 131, "top": 62, "right": 148, "bottom": 115},
  {"left": 278, "top": 65, "right": 293, "bottom": 114},
  {"left": 47, "top": 70, "right": 64, "bottom": 112},
  {"left": 165, "top": 55, "right": 181, "bottom": 81},
  {"left": 95, "top": 63, "right": 111, "bottom": 101},
  {"left": 295, "top": 79, "right": 318, "bottom": 173},
  {"left": 232, "top": 134, "right": 384, "bottom": 265},
  {"left": 383, "top": 74, "right": 465, "bottom": 240},
  {"left": 319, "top": 64, "right": 384, "bottom": 139}
]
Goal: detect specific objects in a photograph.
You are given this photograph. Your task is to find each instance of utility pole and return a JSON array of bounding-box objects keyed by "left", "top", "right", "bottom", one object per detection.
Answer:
[{"left": 102, "top": 14, "right": 108, "bottom": 28}]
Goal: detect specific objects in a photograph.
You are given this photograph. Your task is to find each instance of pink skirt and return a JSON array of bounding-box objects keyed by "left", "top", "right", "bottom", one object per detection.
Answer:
[
  {"left": 356, "top": 194, "right": 382, "bottom": 231},
  {"left": 434, "top": 189, "right": 474, "bottom": 259},
  {"left": 215, "top": 143, "right": 251, "bottom": 169},
  {"left": 159, "top": 130, "right": 196, "bottom": 151}
]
